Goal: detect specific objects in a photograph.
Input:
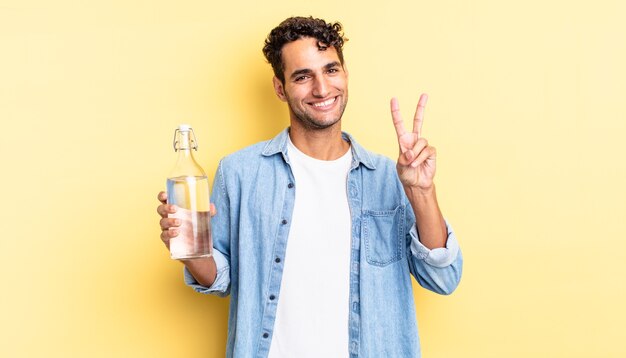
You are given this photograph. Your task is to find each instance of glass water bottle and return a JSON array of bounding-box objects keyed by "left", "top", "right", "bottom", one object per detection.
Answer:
[{"left": 166, "top": 124, "right": 212, "bottom": 260}]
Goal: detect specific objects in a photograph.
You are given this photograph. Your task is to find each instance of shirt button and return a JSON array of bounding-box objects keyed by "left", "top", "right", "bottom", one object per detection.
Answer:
[
  {"left": 263, "top": 333, "right": 269, "bottom": 338},
  {"left": 275, "top": 257, "right": 281, "bottom": 263},
  {"left": 269, "top": 294, "right": 276, "bottom": 300},
  {"left": 281, "top": 219, "right": 288, "bottom": 225},
  {"left": 288, "top": 183, "right": 294, "bottom": 188}
]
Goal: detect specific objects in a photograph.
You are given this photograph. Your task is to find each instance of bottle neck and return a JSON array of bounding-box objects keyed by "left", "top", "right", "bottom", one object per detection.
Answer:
[
  {"left": 176, "top": 147, "right": 194, "bottom": 161},
  {"left": 176, "top": 130, "right": 194, "bottom": 151},
  {"left": 170, "top": 129, "right": 206, "bottom": 178},
  {"left": 175, "top": 130, "right": 198, "bottom": 163}
]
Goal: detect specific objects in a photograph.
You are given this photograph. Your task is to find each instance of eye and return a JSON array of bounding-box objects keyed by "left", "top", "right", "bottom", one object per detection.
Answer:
[
  {"left": 294, "top": 75, "right": 309, "bottom": 82},
  {"left": 327, "top": 68, "right": 338, "bottom": 74}
]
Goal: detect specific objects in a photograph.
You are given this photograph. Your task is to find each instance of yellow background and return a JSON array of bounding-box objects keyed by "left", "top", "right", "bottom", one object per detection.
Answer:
[{"left": 1, "top": 0, "right": 625, "bottom": 357}]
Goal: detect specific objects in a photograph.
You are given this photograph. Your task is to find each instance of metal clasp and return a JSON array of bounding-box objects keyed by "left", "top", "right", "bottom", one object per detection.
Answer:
[{"left": 173, "top": 127, "right": 199, "bottom": 151}]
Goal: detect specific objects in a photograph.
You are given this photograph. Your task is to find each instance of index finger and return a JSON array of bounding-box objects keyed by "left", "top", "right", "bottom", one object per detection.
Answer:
[
  {"left": 413, "top": 93, "right": 428, "bottom": 138},
  {"left": 390, "top": 97, "right": 407, "bottom": 138},
  {"left": 157, "top": 191, "right": 167, "bottom": 204}
]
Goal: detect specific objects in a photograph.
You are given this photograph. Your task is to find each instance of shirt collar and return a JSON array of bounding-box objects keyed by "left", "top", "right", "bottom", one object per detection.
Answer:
[{"left": 262, "top": 127, "right": 376, "bottom": 170}]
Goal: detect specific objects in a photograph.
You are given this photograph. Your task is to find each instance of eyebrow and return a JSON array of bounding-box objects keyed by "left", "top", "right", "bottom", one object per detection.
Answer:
[{"left": 289, "top": 61, "right": 342, "bottom": 80}]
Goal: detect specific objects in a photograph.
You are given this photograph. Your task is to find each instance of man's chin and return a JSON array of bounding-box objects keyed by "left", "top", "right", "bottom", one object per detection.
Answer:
[{"left": 302, "top": 117, "right": 341, "bottom": 130}]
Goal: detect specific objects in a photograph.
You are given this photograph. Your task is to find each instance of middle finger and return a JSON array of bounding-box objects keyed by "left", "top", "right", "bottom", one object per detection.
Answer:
[{"left": 160, "top": 217, "right": 181, "bottom": 230}]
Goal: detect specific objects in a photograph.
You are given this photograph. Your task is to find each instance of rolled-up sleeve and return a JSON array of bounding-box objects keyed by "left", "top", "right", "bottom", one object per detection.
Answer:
[
  {"left": 409, "top": 220, "right": 460, "bottom": 268},
  {"left": 183, "top": 248, "right": 231, "bottom": 297},
  {"left": 408, "top": 220, "right": 463, "bottom": 295}
]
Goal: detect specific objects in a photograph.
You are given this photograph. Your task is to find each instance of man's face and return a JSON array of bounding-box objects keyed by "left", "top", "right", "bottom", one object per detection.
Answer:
[{"left": 273, "top": 37, "right": 348, "bottom": 130}]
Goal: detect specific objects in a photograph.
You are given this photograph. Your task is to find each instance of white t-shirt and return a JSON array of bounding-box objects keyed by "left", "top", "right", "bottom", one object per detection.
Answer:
[{"left": 268, "top": 137, "right": 353, "bottom": 358}]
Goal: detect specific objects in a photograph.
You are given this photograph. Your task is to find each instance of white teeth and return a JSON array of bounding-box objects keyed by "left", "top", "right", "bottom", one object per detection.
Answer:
[{"left": 312, "top": 97, "right": 336, "bottom": 107}]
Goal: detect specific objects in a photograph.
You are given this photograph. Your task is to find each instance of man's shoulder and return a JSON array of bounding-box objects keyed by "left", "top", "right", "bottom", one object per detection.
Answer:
[
  {"left": 366, "top": 150, "right": 398, "bottom": 178},
  {"left": 365, "top": 149, "right": 395, "bottom": 167},
  {"left": 220, "top": 140, "right": 271, "bottom": 169},
  {"left": 346, "top": 134, "right": 396, "bottom": 171}
]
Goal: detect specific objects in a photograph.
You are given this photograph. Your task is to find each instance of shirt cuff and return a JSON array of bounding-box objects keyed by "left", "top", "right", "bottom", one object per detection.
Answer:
[
  {"left": 183, "top": 248, "right": 230, "bottom": 296},
  {"left": 409, "top": 220, "right": 460, "bottom": 268}
]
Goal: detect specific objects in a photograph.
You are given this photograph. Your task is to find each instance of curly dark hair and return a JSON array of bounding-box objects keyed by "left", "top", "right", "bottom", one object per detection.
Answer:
[{"left": 262, "top": 16, "right": 347, "bottom": 84}]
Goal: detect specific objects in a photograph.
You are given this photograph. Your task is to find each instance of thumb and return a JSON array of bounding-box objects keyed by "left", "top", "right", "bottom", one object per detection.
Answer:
[{"left": 404, "top": 149, "right": 415, "bottom": 163}]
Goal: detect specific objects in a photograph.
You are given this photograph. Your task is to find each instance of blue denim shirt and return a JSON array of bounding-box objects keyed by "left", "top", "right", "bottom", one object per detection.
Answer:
[{"left": 184, "top": 128, "right": 463, "bottom": 357}]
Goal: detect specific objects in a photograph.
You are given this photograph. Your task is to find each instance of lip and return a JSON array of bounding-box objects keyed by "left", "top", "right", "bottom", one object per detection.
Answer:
[{"left": 307, "top": 96, "right": 338, "bottom": 111}]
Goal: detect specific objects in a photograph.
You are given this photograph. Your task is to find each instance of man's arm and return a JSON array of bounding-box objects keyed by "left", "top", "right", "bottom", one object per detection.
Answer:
[
  {"left": 390, "top": 94, "right": 446, "bottom": 249},
  {"left": 403, "top": 185, "right": 447, "bottom": 249},
  {"left": 390, "top": 94, "right": 462, "bottom": 294}
]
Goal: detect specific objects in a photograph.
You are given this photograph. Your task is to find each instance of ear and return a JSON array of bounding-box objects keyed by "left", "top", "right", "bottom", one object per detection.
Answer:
[{"left": 272, "top": 76, "right": 287, "bottom": 102}]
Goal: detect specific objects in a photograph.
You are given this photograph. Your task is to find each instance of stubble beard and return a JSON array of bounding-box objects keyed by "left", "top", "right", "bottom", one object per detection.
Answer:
[{"left": 286, "top": 95, "right": 348, "bottom": 131}]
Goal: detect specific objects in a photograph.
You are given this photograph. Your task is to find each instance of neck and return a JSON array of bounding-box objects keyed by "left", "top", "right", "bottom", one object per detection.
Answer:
[{"left": 288, "top": 123, "right": 350, "bottom": 161}]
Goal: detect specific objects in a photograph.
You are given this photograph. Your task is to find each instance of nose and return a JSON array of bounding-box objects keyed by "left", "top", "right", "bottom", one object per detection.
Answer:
[{"left": 312, "top": 76, "right": 330, "bottom": 98}]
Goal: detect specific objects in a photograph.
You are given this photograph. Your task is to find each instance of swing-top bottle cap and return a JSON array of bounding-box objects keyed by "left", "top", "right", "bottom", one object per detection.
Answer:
[{"left": 173, "top": 124, "right": 198, "bottom": 151}]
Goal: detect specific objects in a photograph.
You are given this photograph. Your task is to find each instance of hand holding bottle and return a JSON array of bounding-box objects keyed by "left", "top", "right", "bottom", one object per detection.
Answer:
[
  {"left": 157, "top": 190, "right": 219, "bottom": 287},
  {"left": 157, "top": 191, "right": 217, "bottom": 250}
]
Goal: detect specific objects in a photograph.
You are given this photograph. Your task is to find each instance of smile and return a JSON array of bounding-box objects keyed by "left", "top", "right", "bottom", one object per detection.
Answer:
[{"left": 311, "top": 97, "right": 337, "bottom": 108}]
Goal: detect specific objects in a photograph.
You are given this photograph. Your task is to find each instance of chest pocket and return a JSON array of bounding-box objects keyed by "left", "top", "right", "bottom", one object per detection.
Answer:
[{"left": 362, "top": 205, "right": 405, "bottom": 266}]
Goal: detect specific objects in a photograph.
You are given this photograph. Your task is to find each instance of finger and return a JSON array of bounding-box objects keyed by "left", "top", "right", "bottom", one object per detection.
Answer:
[
  {"left": 413, "top": 93, "right": 428, "bottom": 138},
  {"left": 390, "top": 97, "right": 407, "bottom": 139},
  {"left": 160, "top": 217, "right": 181, "bottom": 231},
  {"left": 399, "top": 138, "right": 428, "bottom": 166},
  {"left": 396, "top": 148, "right": 413, "bottom": 167},
  {"left": 157, "top": 191, "right": 167, "bottom": 204},
  {"left": 157, "top": 204, "right": 177, "bottom": 218},
  {"left": 410, "top": 146, "right": 436, "bottom": 168},
  {"left": 160, "top": 227, "right": 179, "bottom": 242},
  {"left": 210, "top": 203, "right": 217, "bottom": 217},
  {"left": 404, "top": 149, "right": 415, "bottom": 164}
]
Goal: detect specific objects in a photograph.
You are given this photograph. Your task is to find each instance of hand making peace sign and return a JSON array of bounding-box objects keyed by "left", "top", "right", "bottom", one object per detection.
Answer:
[{"left": 391, "top": 93, "right": 437, "bottom": 190}]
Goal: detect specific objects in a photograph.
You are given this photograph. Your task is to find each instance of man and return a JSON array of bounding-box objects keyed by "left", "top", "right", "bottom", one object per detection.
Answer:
[{"left": 157, "top": 16, "right": 462, "bottom": 357}]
